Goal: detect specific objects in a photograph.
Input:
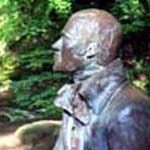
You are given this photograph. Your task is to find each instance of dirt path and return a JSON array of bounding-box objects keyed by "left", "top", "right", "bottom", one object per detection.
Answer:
[
  {"left": 0, "top": 120, "right": 61, "bottom": 150},
  {"left": 0, "top": 123, "right": 28, "bottom": 150}
]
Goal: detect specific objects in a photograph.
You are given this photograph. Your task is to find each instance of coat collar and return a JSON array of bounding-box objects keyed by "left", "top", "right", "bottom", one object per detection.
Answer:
[{"left": 54, "top": 59, "right": 126, "bottom": 125}]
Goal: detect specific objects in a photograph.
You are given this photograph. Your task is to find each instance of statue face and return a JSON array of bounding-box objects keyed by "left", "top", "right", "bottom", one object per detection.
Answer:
[
  {"left": 52, "top": 31, "right": 84, "bottom": 72},
  {"left": 52, "top": 21, "right": 100, "bottom": 72}
]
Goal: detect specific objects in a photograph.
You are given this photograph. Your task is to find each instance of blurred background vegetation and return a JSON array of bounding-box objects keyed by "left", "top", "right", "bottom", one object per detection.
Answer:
[{"left": 0, "top": 0, "right": 149, "bottom": 123}]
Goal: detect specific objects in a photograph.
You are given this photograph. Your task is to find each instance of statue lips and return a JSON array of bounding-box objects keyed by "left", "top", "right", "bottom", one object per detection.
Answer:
[{"left": 53, "top": 47, "right": 83, "bottom": 72}]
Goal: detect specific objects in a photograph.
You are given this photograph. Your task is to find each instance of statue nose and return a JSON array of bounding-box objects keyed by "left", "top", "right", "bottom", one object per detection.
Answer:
[{"left": 52, "top": 38, "right": 63, "bottom": 50}]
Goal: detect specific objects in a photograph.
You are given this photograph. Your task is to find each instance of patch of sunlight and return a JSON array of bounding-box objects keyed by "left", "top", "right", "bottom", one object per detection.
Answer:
[
  {"left": 0, "top": 134, "right": 21, "bottom": 149},
  {"left": 133, "top": 78, "right": 148, "bottom": 90},
  {"left": 0, "top": 41, "right": 7, "bottom": 56},
  {"left": 0, "top": 14, "right": 9, "bottom": 28},
  {"left": 0, "top": 80, "right": 11, "bottom": 92},
  {"left": 0, "top": 0, "right": 9, "bottom": 9},
  {"left": 135, "top": 59, "right": 144, "bottom": 70}
]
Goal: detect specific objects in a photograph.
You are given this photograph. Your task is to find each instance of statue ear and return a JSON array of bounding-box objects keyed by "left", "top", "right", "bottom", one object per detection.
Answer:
[{"left": 84, "top": 43, "right": 97, "bottom": 59}]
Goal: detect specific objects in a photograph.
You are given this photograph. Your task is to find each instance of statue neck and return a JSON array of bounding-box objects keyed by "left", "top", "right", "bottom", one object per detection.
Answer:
[{"left": 73, "top": 58, "right": 124, "bottom": 84}]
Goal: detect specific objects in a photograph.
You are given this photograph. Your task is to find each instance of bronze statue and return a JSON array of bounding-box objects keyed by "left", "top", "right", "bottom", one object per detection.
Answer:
[{"left": 52, "top": 9, "right": 150, "bottom": 150}]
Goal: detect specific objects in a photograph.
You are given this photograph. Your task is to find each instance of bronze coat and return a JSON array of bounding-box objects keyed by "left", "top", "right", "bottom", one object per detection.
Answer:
[{"left": 53, "top": 60, "right": 150, "bottom": 150}]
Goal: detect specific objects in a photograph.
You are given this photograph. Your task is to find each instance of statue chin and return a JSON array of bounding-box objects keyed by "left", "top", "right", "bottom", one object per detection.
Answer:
[{"left": 53, "top": 63, "right": 78, "bottom": 72}]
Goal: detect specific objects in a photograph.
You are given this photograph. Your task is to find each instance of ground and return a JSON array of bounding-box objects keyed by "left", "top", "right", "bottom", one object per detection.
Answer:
[{"left": 0, "top": 120, "right": 60, "bottom": 150}]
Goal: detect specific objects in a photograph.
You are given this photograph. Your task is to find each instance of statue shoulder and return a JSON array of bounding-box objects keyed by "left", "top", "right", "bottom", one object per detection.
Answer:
[
  {"left": 107, "top": 83, "right": 150, "bottom": 116},
  {"left": 116, "top": 100, "right": 150, "bottom": 125},
  {"left": 114, "top": 83, "right": 149, "bottom": 103},
  {"left": 107, "top": 100, "right": 150, "bottom": 150}
]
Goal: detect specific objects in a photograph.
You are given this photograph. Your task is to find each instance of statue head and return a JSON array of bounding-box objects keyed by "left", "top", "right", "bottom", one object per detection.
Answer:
[{"left": 52, "top": 9, "right": 122, "bottom": 72}]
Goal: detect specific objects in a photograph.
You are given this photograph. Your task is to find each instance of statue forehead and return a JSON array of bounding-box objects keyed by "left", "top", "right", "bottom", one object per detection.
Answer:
[{"left": 62, "top": 9, "right": 120, "bottom": 41}]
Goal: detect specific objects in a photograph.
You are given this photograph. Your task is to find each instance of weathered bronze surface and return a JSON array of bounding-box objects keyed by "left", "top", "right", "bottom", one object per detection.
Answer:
[{"left": 52, "top": 9, "right": 150, "bottom": 150}]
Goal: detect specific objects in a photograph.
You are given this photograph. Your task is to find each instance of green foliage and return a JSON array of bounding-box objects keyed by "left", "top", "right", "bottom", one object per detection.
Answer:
[
  {"left": 0, "top": 52, "right": 18, "bottom": 89},
  {"left": 0, "top": 0, "right": 71, "bottom": 121},
  {"left": 49, "top": 0, "right": 71, "bottom": 17},
  {"left": 111, "top": 0, "right": 149, "bottom": 34},
  {"left": 17, "top": 48, "right": 53, "bottom": 69},
  {"left": 0, "top": 0, "right": 20, "bottom": 43},
  {"left": 126, "top": 59, "right": 150, "bottom": 92}
]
